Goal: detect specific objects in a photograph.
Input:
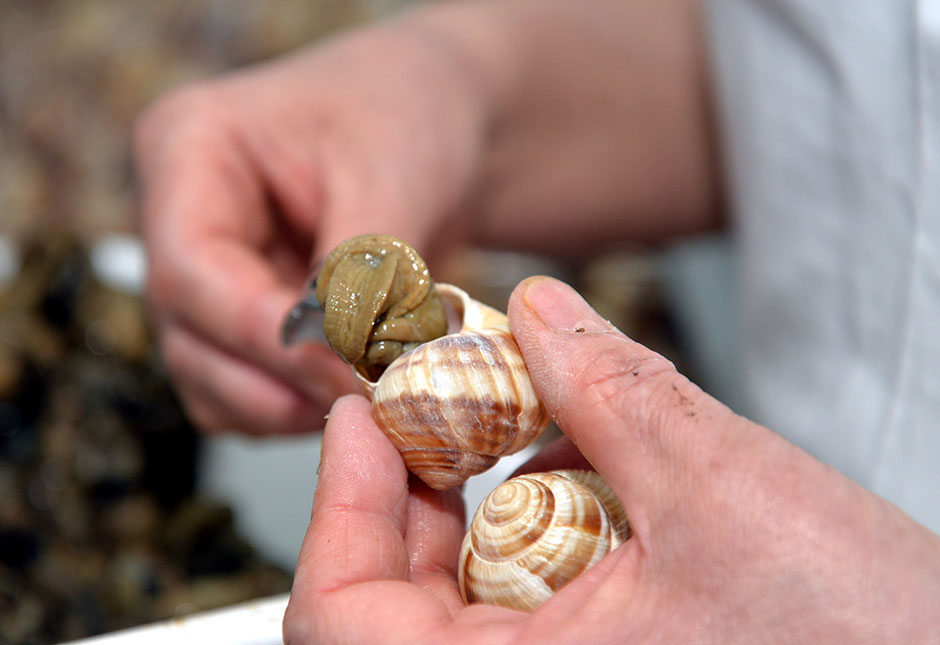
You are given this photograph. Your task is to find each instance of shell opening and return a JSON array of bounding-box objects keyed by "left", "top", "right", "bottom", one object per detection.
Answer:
[{"left": 439, "top": 286, "right": 465, "bottom": 335}]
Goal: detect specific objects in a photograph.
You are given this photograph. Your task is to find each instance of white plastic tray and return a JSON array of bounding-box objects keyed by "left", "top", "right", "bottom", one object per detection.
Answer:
[{"left": 63, "top": 594, "right": 289, "bottom": 645}]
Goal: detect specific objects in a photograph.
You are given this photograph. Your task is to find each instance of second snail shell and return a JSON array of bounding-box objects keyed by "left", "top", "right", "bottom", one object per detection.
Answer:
[
  {"left": 458, "top": 470, "right": 630, "bottom": 612},
  {"left": 357, "top": 283, "right": 551, "bottom": 490}
]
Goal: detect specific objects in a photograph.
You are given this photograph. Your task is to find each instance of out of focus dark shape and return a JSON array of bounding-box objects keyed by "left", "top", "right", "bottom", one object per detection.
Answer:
[
  {"left": 0, "top": 236, "right": 292, "bottom": 643},
  {"left": 0, "top": 2, "right": 412, "bottom": 640},
  {"left": 0, "top": 0, "right": 392, "bottom": 238}
]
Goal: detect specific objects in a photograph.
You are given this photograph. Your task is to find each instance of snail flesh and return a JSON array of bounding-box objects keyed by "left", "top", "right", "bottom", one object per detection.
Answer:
[
  {"left": 316, "top": 234, "right": 448, "bottom": 382},
  {"left": 317, "top": 235, "right": 550, "bottom": 490},
  {"left": 458, "top": 470, "right": 630, "bottom": 612}
]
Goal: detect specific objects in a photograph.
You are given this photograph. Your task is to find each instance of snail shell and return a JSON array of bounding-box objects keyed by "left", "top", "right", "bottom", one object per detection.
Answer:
[
  {"left": 357, "top": 283, "right": 551, "bottom": 490},
  {"left": 458, "top": 470, "right": 630, "bottom": 612}
]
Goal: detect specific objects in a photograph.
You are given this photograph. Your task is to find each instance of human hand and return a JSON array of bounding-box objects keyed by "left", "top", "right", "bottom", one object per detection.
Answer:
[
  {"left": 283, "top": 276, "right": 940, "bottom": 643},
  {"left": 134, "top": 0, "right": 721, "bottom": 436},
  {"left": 133, "top": 19, "right": 488, "bottom": 434}
]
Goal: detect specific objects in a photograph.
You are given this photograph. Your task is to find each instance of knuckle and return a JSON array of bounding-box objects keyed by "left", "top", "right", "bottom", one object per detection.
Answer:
[
  {"left": 233, "top": 304, "right": 267, "bottom": 356},
  {"left": 133, "top": 81, "right": 227, "bottom": 155},
  {"left": 157, "top": 336, "right": 225, "bottom": 434},
  {"left": 143, "top": 259, "right": 181, "bottom": 312}
]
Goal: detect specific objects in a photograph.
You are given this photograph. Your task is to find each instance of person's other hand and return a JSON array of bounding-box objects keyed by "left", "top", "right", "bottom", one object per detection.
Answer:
[
  {"left": 133, "top": 0, "right": 722, "bottom": 437},
  {"left": 133, "top": 20, "right": 486, "bottom": 435},
  {"left": 283, "top": 276, "right": 940, "bottom": 643}
]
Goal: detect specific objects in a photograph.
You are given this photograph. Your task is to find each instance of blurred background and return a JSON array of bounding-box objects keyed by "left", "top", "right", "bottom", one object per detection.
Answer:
[{"left": 0, "top": 1, "right": 737, "bottom": 642}]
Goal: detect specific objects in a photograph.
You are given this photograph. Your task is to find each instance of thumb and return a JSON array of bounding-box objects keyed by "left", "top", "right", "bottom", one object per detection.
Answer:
[{"left": 507, "top": 276, "right": 750, "bottom": 519}]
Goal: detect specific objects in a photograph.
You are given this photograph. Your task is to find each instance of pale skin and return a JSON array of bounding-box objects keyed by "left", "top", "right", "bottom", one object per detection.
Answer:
[
  {"left": 284, "top": 277, "right": 940, "bottom": 642},
  {"left": 134, "top": 0, "right": 716, "bottom": 435},
  {"left": 133, "top": 0, "right": 940, "bottom": 641}
]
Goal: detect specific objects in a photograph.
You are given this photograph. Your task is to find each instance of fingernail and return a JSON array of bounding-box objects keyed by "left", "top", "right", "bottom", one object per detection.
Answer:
[{"left": 522, "top": 277, "right": 612, "bottom": 333}]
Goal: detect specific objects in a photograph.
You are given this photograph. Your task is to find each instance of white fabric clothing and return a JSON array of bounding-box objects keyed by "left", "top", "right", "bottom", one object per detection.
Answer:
[{"left": 705, "top": 0, "right": 940, "bottom": 532}]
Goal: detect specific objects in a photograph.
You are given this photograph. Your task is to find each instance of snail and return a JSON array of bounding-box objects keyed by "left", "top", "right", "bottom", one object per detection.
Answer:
[
  {"left": 317, "top": 235, "right": 551, "bottom": 490},
  {"left": 316, "top": 234, "right": 448, "bottom": 382},
  {"left": 458, "top": 470, "right": 631, "bottom": 612}
]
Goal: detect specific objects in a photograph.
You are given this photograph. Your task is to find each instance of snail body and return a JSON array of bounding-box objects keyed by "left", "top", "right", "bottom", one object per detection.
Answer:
[
  {"left": 361, "top": 283, "right": 550, "bottom": 490},
  {"left": 316, "top": 234, "right": 448, "bottom": 382},
  {"left": 458, "top": 470, "right": 630, "bottom": 612},
  {"left": 317, "top": 235, "right": 550, "bottom": 490}
]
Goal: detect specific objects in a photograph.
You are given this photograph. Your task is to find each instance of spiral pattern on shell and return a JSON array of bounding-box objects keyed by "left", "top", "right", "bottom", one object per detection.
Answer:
[
  {"left": 315, "top": 234, "right": 550, "bottom": 490},
  {"left": 370, "top": 319, "right": 550, "bottom": 490},
  {"left": 458, "top": 470, "right": 630, "bottom": 611}
]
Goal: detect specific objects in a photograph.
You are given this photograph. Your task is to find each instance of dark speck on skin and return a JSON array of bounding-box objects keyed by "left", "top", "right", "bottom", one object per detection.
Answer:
[{"left": 672, "top": 383, "right": 693, "bottom": 406}]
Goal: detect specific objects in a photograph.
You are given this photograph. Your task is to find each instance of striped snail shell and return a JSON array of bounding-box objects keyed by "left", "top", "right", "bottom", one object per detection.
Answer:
[
  {"left": 458, "top": 470, "right": 630, "bottom": 612},
  {"left": 357, "top": 283, "right": 551, "bottom": 490},
  {"left": 316, "top": 234, "right": 550, "bottom": 490}
]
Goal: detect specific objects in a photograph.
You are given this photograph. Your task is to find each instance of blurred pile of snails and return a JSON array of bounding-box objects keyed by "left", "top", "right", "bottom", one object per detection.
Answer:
[
  {"left": 0, "top": 0, "right": 417, "bottom": 638},
  {"left": 0, "top": 236, "right": 291, "bottom": 643},
  {"left": 1, "top": 0, "right": 415, "bottom": 239},
  {"left": 313, "top": 235, "right": 633, "bottom": 610}
]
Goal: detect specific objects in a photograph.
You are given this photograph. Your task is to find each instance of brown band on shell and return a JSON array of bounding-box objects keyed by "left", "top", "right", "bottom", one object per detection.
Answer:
[
  {"left": 399, "top": 448, "right": 499, "bottom": 491},
  {"left": 458, "top": 471, "right": 629, "bottom": 611},
  {"left": 561, "top": 470, "right": 632, "bottom": 543},
  {"left": 519, "top": 494, "right": 606, "bottom": 590},
  {"left": 473, "top": 478, "right": 555, "bottom": 560},
  {"left": 370, "top": 330, "right": 537, "bottom": 483},
  {"left": 375, "top": 393, "right": 523, "bottom": 450}
]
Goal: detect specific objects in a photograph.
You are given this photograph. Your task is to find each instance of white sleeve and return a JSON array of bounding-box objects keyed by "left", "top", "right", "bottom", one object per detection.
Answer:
[{"left": 704, "top": 0, "right": 940, "bottom": 532}]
